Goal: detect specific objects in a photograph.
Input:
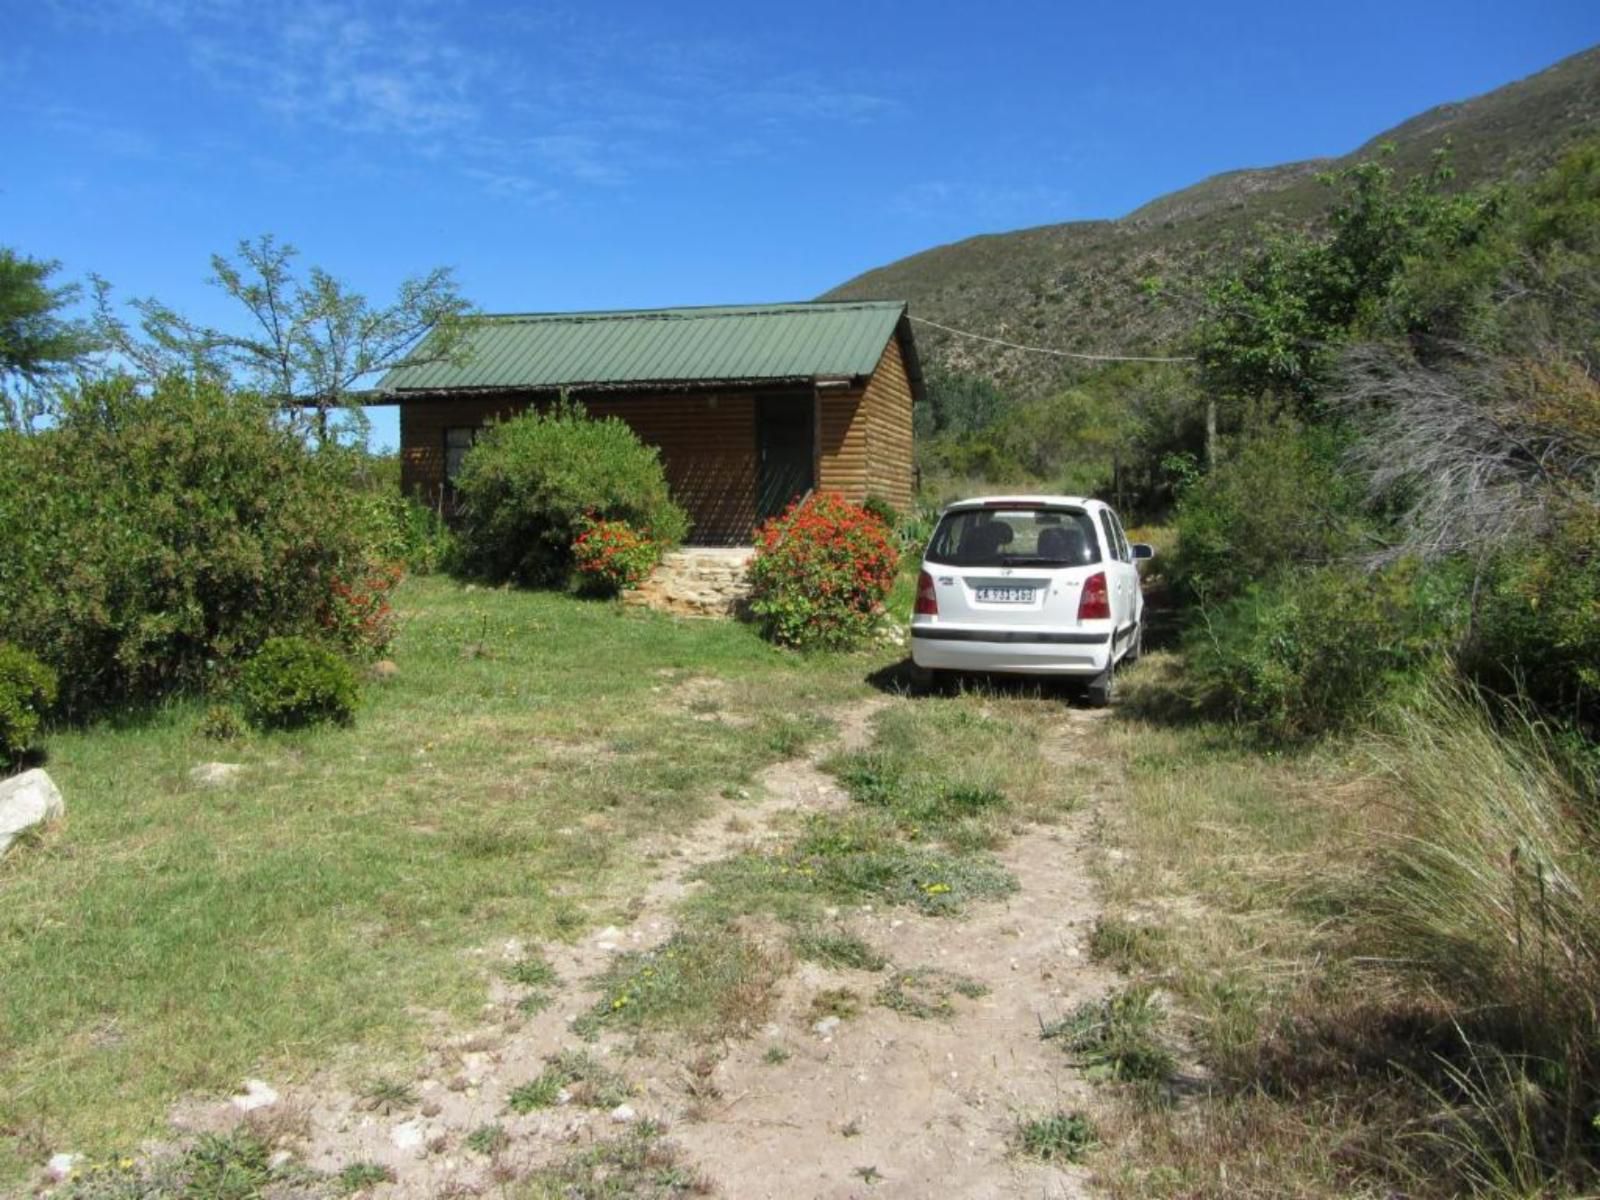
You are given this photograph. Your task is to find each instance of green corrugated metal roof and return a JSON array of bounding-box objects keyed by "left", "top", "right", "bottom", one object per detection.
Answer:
[{"left": 376, "top": 300, "right": 909, "bottom": 394}]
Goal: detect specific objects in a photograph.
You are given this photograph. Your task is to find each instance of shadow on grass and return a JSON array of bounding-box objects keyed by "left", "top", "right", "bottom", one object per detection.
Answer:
[{"left": 864, "top": 658, "right": 1077, "bottom": 705}]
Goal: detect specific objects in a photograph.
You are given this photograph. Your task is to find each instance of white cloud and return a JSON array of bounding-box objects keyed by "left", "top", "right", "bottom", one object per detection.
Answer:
[{"left": 38, "top": 0, "right": 905, "bottom": 202}]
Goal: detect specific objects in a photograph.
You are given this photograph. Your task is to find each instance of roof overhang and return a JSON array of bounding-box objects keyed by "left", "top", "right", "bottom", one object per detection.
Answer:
[{"left": 361, "top": 375, "right": 842, "bottom": 406}]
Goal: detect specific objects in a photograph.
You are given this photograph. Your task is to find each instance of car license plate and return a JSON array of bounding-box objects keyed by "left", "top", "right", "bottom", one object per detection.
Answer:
[{"left": 975, "top": 586, "right": 1035, "bottom": 604}]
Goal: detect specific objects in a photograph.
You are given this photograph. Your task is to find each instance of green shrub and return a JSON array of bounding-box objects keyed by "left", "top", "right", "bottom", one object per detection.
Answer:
[
  {"left": 198, "top": 704, "right": 246, "bottom": 742},
  {"left": 1466, "top": 504, "right": 1600, "bottom": 735},
  {"left": 0, "top": 375, "right": 381, "bottom": 717},
  {"left": 860, "top": 494, "right": 901, "bottom": 529},
  {"left": 0, "top": 643, "right": 57, "bottom": 766},
  {"left": 355, "top": 490, "right": 454, "bottom": 574},
  {"left": 746, "top": 492, "right": 900, "bottom": 650},
  {"left": 452, "top": 399, "right": 688, "bottom": 586},
  {"left": 239, "top": 637, "right": 359, "bottom": 730},
  {"left": 1170, "top": 417, "right": 1364, "bottom": 604},
  {"left": 1185, "top": 563, "right": 1457, "bottom": 741}
]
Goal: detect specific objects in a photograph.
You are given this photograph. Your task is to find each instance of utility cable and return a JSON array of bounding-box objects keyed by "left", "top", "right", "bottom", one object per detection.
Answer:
[{"left": 907, "top": 314, "right": 1195, "bottom": 363}]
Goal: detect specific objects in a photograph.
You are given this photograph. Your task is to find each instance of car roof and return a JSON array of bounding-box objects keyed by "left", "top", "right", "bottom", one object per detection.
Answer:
[{"left": 940, "top": 495, "right": 1102, "bottom": 512}]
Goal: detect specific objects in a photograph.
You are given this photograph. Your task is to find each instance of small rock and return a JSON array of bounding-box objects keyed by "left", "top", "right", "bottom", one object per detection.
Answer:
[
  {"left": 190, "top": 762, "right": 244, "bottom": 788},
  {"left": 231, "top": 1079, "right": 279, "bottom": 1112},
  {"left": 268, "top": 1150, "right": 294, "bottom": 1171},
  {"left": 813, "top": 1016, "right": 841, "bottom": 1037},
  {"left": 391, "top": 1120, "right": 425, "bottom": 1150},
  {"left": 45, "top": 1153, "right": 82, "bottom": 1181},
  {"left": 609, "top": 1104, "right": 637, "bottom": 1124},
  {"left": 0, "top": 769, "right": 64, "bottom": 856}
]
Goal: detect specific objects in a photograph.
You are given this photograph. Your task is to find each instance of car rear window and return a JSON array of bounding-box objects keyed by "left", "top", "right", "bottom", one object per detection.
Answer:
[{"left": 925, "top": 506, "right": 1102, "bottom": 568}]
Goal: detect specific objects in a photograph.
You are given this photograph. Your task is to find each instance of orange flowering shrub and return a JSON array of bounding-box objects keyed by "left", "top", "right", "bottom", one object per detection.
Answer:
[
  {"left": 321, "top": 561, "right": 402, "bottom": 657},
  {"left": 572, "top": 517, "right": 662, "bottom": 595},
  {"left": 746, "top": 492, "right": 899, "bottom": 650}
]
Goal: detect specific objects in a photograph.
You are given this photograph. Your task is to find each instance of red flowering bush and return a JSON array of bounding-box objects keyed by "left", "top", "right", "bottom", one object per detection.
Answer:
[
  {"left": 572, "top": 517, "right": 663, "bottom": 595},
  {"left": 321, "top": 561, "right": 403, "bottom": 657},
  {"left": 746, "top": 492, "right": 900, "bottom": 650}
]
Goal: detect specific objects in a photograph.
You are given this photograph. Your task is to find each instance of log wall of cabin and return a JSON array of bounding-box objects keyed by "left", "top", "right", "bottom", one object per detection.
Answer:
[
  {"left": 400, "top": 390, "right": 766, "bottom": 545},
  {"left": 396, "top": 335, "right": 914, "bottom": 546},
  {"left": 860, "top": 335, "right": 916, "bottom": 514}
]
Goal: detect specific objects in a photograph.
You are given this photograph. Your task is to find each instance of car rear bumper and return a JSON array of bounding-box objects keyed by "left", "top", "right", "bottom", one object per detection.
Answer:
[{"left": 910, "top": 623, "right": 1118, "bottom": 676}]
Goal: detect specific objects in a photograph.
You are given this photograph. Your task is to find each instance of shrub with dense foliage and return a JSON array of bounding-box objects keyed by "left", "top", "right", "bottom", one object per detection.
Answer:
[
  {"left": 0, "top": 375, "right": 384, "bottom": 717},
  {"left": 356, "top": 491, "right": 454, "bottom": 575},
  {"left": 452, "top": 400, "right": 688, "bottom": 586},
  {"left": 1169, "top": 415, "right": 1364, "bottom": 605},
  {"left": 238, "top": 636, "right": 359, "bottom": 730},
  {"left": 746, "top": 492, "right": 899, "bottom": 650},
  {"left": 0, "top": 643, "right": 57, "bottom": 767},
  {"left": 1185, "top": 563, "right": 1457, "bottom": 741},
  {"left": 571, "top": 517, "right": 661, "bottom": 595}
]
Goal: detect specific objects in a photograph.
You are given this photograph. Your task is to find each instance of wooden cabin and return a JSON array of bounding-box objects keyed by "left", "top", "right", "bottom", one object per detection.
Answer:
[{"left": 373, "top": 300, "right": 923, "bottom": 545}]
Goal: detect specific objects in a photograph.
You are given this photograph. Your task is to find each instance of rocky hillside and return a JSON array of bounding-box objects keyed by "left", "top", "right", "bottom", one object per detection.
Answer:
[{"left": 824, "top": 45, "right": 1600, "bottom": 397}]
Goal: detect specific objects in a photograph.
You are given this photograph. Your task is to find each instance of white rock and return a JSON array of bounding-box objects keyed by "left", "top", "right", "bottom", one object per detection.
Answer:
[
  {"left": 231, "top": 1079, "right": 279, "bottom": 1112},
  {"left": 391, "top": 1120, "right": 425, "bottom": 1150},
  {"left": 812, "top": 1016, "right": 841, "bottom": 1037},
  {"left": 190, "top": 762, "right": 244, "bottom": 787},
  {"left": 268, "top": 1150, "right": 294, "bottom": 1170},
  {"left": 609, "top": 1104, "right": 637, "bottom": 1124},
  {"left": 45, "top": 1153, "right": 81, "bottom": 1181},
  {"left": 0, "top": 769, "right": 63, "bottom": 856}
]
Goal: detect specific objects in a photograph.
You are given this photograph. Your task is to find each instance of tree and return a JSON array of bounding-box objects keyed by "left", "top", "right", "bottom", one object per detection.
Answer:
[
  {"left": 1193, "top": 145, "right": 1486, "bottom": 425},
  {"left": 94, "top": 235, "right": 475, "bottom": 443},
  {"left": 0, "top": 248, "right": 97, "bottom": 431}
]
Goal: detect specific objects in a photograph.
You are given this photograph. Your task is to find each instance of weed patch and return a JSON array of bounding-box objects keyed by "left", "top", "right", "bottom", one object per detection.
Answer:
[
  {"left": 760, "top": 712, "right": 835, "bottom": 759},
  {"left": 693, "top": 812, "right": 1017, "bottom": 923},
  {"left": 358, "top": 1076, "right": 417, "bottom": 1115},
  {"left": 876, "top": 967, "right": 988, "bottom": 1019},
  {"left": 1044, "top": 986, "right": 1175, "bottom": 1083},
  {"left": 808, "top": 987, "right": 863, "bottom": 1022},
  {"left": 1016, "top": 1111, "right": 1098, "bottom": 1163},
  {"left": 576, "top": 930, "right": 780, "bottom": 1041},
  {"left": 466, "top": 1123, "right": 509, "bottom": 1156},
  {"left": 1088, "top": 917, "right": 1171, "bottom": 975},
  {"left": 504, "top": 953, "right": 558, "bottom": 988},
  {"left": 790, "top": 928, "right": 888, "bottom": 972},
  {"left": 335, "top": 1161, "right": 394, "bottom": 1194},
  {"left": 516, "top": 1122, "right": 712, "bottom": 1198},
  {"left": 58, "top": 1132, "right": 299, "bottom": 1200},
  {"left": 508, "top": 1050, "right": 629, "bottom": 1113}
]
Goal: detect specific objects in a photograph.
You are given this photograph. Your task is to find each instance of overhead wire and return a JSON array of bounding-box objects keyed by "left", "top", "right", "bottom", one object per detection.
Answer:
[{"left": 907, "top": 313, "right": 1195, "bottom": 364}]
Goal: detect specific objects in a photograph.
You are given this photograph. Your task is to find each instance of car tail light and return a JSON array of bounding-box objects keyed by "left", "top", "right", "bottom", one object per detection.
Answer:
[
  {"left": 914, "top": 570, "right": 939, "bottom": 616},
  {"left": 1077, "top": 571, "right": 1110, "bottom": 620}
]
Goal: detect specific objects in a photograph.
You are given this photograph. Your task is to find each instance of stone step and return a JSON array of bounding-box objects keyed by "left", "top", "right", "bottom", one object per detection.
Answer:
[{"left": 623, "top": 546, "right": 756, "bottom": 618}]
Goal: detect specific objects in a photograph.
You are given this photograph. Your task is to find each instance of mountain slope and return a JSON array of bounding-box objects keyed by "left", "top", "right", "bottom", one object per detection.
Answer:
[{"left": 824, "top": 45, "right": 1600, "bottom": 396}]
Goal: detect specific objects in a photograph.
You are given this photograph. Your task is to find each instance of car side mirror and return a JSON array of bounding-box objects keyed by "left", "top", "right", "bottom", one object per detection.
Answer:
[{"left": 1131, "top": 543, "right": 1155, "bottom": 560}]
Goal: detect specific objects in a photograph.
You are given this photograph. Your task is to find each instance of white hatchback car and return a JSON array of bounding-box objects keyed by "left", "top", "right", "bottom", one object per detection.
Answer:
[{"left": 909, "top": 495, "right": 1152, "bottom": 704}]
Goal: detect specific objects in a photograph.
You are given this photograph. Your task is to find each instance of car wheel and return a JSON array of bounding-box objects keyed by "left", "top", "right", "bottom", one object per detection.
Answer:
[
  {"left": 907, "top": 664, "right": 947, "bottom": 695},
  {"left": 1084, "top": 661, "right": 1115, "bottom": 708}
]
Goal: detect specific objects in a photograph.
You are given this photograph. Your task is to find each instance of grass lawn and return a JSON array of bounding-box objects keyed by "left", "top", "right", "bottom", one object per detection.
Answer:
[{"left": 0, "top": 575, "right": 896, "bottom": 1182}]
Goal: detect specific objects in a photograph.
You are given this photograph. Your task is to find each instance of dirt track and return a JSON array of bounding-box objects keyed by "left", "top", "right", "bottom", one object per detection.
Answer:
[{"left": 165, "top": 699, "right": 1118, "bottom": 1199}]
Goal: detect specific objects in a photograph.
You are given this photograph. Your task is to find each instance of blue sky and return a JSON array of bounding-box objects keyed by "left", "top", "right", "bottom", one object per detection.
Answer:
[{"left": 6, "top": 0, "right": 1598, "bottom": 448}]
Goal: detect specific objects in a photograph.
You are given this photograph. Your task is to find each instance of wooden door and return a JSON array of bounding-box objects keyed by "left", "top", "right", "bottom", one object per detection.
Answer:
[{"left": 755, "top": 396, "right": 815, "bottom": 524}]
